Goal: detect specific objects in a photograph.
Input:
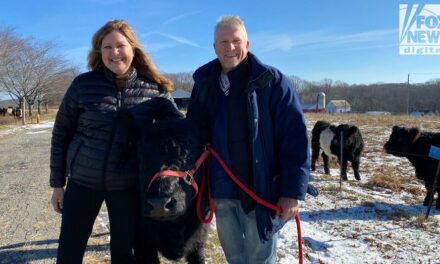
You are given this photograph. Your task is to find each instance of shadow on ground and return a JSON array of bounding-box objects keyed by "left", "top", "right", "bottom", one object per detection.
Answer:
[{"left": 0, "top": 233, "right": 109, "bottom": 264}]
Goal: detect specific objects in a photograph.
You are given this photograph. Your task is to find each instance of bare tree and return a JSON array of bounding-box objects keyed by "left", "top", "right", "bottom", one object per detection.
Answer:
[
  {"left": 0, "top": 28, "right": 23, "bottom": 68},
  {"left": 39, "top": 66, "right": 79, "bottom": 113},
  {"left": 287, "top": 75, "right": 308, "bottom": 92},
  {"left": 0, "top": 28, "right": 71, "bottom": 122},
  {"left": 164, "top": 72, "right": 194, "bottom": 92}
]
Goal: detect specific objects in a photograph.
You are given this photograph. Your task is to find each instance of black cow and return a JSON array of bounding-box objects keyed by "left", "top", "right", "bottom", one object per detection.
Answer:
[
  {"left": 311, "top": 120, "right": 364, "bottom": 181},
  {"left": 384, "top": 126, "right": 440, "bottom": 209},
  {"left": 0, "top": 108, "right": 6, "bottom": 116},
  {"left": 12, "top": 107, "right": 21, "bottom": 118},
  {"left": 135, "top": 118, "right": 209, "bottom": 264}
]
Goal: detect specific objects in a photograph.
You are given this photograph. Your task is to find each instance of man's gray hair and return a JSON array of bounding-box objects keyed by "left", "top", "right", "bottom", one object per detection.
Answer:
[{"left": 214, "top": 15, "right": 248, "bottom": 41}]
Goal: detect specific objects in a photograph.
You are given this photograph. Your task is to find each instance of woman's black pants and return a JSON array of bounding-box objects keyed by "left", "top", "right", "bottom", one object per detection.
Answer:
[{"left": 56, "top": 180, "right": 137, "bottom": 264}]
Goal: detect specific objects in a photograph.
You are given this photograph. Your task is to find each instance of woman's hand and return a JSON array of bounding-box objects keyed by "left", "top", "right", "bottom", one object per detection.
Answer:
[{"left": 51, "top": 187, "right": 65, "bottom": 214}]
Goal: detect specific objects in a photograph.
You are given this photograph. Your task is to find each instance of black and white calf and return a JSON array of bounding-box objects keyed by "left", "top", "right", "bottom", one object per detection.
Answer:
[
  {"left": 384, "top": 125, "right": 440, "bottom": 209},
  {"left": 311, "top": 120, "right": 364, "bottom": 181}
]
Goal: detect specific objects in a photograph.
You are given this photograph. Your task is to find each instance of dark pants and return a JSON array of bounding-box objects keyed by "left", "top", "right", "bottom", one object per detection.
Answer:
[{"left": 57, "top": 181, "right": 137, "bottom": 264}]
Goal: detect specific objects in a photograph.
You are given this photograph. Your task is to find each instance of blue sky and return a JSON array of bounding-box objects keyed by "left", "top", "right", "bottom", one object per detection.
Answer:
[{"left": 1, "top": 0, "right": 440, "bottom": 85}]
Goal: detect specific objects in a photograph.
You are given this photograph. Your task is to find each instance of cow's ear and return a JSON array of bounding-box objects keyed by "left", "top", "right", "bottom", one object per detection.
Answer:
[
  {"left": 410, "top": 127, "right": 421, "bottom": 142},
  {"left": 392, "top": 125, "right": 399, "bottom": 133},
  {"left": 348, "top": 126, "right": 359, "bottom": 136}
]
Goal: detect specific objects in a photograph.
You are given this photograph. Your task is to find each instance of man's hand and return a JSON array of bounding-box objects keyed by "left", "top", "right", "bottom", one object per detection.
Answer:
[
  {"left": 276, "top": 197, "right": 299, "bottom": 221},
  {"left": 51, "top": 187, "right": 64, "bottom": 214}
]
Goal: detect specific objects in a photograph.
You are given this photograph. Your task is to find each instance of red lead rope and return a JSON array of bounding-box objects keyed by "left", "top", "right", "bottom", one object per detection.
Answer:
[{"left": 196, "top": 145, "right": 303, "bottom": 264}]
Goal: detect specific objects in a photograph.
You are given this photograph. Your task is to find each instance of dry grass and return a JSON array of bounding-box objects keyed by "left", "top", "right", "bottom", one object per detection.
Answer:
[
  {"left": 320, "top": 183, "right": 344, "bottom": 193},
  {"left": 364, "top": 165, "right": 424, "bottom": 197},
  {"left": 158, "top": 226, "right": 226, "bottom": 263},
  {"left": 0, "top": 109, "right": 58, "bottom": 130},
  {"left": 387, "top": 208, "right": 412, "bottom": 221},
  {"left": 404, "top": 185, "right": 425, "bottom": 196},
  {"left": 304, "top": 113, "right": 440, "bottom": 130},
  {"left": 414, "top": 214, "right": 440, "bottom": 230},
  {"left": 81, "top": 224, "right": 225, "bottom": 263},
  {"left": 364, "top": 166, "right": 408, "bottom": 192},
  {"left": 0, "top": 115, "right": 16, "bottom": 125}
]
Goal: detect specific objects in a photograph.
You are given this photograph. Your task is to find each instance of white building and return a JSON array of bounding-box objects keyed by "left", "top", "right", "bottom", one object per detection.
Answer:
[{"left": 326, "top": 100, "right": 351, "bottom": 113}]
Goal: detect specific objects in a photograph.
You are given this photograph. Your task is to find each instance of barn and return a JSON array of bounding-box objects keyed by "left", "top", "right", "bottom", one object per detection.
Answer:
[
  {"left": 171, "top": 89, "right": 191, "bottom": 110},
  {"left": 302, "top": 103, "right": 326, "bottom": 113},
  {"left": 302, "top": 92, "right": 326, "bottom": 113},
  {"left": 326, "top": 100, "right": 351, "bottom": 113}
]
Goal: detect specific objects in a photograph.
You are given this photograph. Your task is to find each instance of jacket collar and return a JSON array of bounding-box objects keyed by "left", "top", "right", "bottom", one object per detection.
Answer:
[
  {"left": 102, "top": 66, "right": 137, "bottom": 88},
  {"left": 246, "top": 53, "right": 273, "bottom": 92},
  {"left": 193, "top": 52, "right": 273, "bottom": 91}
]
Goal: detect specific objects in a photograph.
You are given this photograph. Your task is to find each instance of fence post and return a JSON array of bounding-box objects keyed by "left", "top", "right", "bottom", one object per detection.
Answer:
[
  {"left": 339, "top": 131, "right": 343, "bottom": 190},
  {"left": 426, "top": 145, "right": 440, "bottom": 219}
]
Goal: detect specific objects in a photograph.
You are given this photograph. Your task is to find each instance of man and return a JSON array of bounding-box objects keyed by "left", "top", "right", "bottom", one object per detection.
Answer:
[{"left": 186, "top": 15, "right": 310, "bottom": 264}]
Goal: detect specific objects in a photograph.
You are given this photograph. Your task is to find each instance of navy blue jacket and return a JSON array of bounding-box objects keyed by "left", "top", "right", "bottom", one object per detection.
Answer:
[{"left": 187, "top": 52, "right": 310, "bottom": 241}]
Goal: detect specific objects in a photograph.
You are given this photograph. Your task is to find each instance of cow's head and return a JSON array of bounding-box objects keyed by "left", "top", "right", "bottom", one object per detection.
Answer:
[
  {"left": 138, "top": 119, "right": 201, "bottom": 221},
  {"left": 384, "top": 125, "right": 420, "bottom": 157},
  {"left": 329, "top": 124, "right": 361, "bottom": 155}
]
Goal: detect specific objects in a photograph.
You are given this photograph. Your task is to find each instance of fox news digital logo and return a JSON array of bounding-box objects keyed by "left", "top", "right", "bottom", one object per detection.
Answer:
[{"left": 400, "top": 4, "right": 440, "bottom": 55}]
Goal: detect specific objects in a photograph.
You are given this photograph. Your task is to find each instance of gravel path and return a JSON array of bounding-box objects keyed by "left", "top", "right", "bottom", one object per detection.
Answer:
[{"left": 0, "top": 123, "right": 110, "bottom": 264}]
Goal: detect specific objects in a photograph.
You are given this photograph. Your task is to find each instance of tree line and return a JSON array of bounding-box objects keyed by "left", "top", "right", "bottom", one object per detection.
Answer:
[
  {"left": 0, "top": 27, "right": 77, "bottom": 122},
  {"left": 1, "top": 26, "right": 438, "bottom": 117},
  {"left": 166, "top": 73, "right": 440, "bottom": 114},
  {"left": 294, "top": 77, "right": 440, "bottom": 114}
]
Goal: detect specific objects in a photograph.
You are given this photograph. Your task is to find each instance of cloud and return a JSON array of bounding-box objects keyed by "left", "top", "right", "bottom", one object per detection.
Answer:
[
  {"left": 251, "top": 29, "right": 396, "bottom": 53},
  {"left": 157, "top": 33, "right": 200, "bottom": 48},
  {"left": 163, "top": 11, "right": 201, "bottom": 26},
  {"left": 252, "top": 33, "right": 294, "bottom": 52},
  {"left": 144, "top": 42, "right": 178, "bottom": 52}
]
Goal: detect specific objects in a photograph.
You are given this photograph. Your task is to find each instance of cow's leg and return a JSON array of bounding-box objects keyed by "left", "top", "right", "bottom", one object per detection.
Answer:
[
  {"left": 436, "top": 180, "right": 440, "bottom": 209},
  {"left": 311, "top": 144, "right": 320, "bottom": 171},
  {"left": 352, "top": 158, "right": 361, "bottom": 181},
  {"left": 423, "top": 180, "right": 433, "bottom": 206},
  {"left": 134, "top": 243, "right": 159, "bottom": 264},
  {"left": 340, "top": 159, "right": 348, "bottom": 181},
  {"left": 186, "top": 247, "right": 205, "bottom": 264},
  {"left": 322, "top": 153, "right": 330, "bottom": 174},
  {"left": 423, "top": 191, "right": 432, "bottom": 206},
  {"left": 436, "top": 189, "right": 440, "bottom": 210}
]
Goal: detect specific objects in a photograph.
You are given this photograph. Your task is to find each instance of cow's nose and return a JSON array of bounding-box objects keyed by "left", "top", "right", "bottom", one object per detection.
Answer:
[{"left": 147, "top": 197, "right": 176, "bottom": 213}]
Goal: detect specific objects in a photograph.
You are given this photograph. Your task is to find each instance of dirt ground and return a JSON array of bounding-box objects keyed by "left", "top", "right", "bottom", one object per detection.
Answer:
[{"left": 0, "top": 123, "right": 110, "bottom": 264}]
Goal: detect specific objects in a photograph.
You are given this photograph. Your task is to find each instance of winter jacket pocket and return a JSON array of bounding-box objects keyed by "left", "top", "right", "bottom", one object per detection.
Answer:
[{"left": 66, "top": 138, "right": 84, "bottom": 177}]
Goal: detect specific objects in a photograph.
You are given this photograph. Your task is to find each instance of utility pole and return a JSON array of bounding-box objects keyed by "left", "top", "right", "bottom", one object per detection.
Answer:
[{"left": 406, "top": 73, "right": 410, "bottom": 115}]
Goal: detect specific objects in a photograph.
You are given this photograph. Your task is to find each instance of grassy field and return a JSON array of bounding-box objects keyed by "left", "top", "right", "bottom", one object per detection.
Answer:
[
  {"left": 0, "top": 109, "right": 58, "bottom": 130},
  {"left": 303, "top": 112, "right": 440, "bottom": 129},
  {"left": 2, "top": 111, "right": 439, "bottom": 263},
  {"left": 2, "top": 111, "right": 438, "bottom": 129}
]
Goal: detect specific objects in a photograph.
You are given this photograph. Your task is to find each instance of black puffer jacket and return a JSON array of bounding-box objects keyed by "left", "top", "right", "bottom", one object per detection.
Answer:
[{"left": 50, "top": 67, "right": 183, "bottom": 191}]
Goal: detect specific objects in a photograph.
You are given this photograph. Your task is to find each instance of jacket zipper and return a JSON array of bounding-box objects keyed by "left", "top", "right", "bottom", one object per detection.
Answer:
[{"left": 101, "top": 90, "right": 123, "bottom": 190}]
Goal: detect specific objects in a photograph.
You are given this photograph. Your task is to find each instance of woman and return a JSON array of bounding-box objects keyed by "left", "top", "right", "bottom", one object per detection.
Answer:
[{"left": 50, "top": 20, "right": 182, "bottom": 263}]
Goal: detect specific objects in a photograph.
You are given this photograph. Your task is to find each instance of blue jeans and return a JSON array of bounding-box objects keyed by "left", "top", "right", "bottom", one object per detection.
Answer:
[{"left": 214, "top": 199, "right": 278, "bottom": 264}]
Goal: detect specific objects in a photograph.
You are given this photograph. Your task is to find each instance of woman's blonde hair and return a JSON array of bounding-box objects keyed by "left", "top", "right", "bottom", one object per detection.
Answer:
[{"left": 87, "top": 19, "right": 173, "bottom": 92}]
